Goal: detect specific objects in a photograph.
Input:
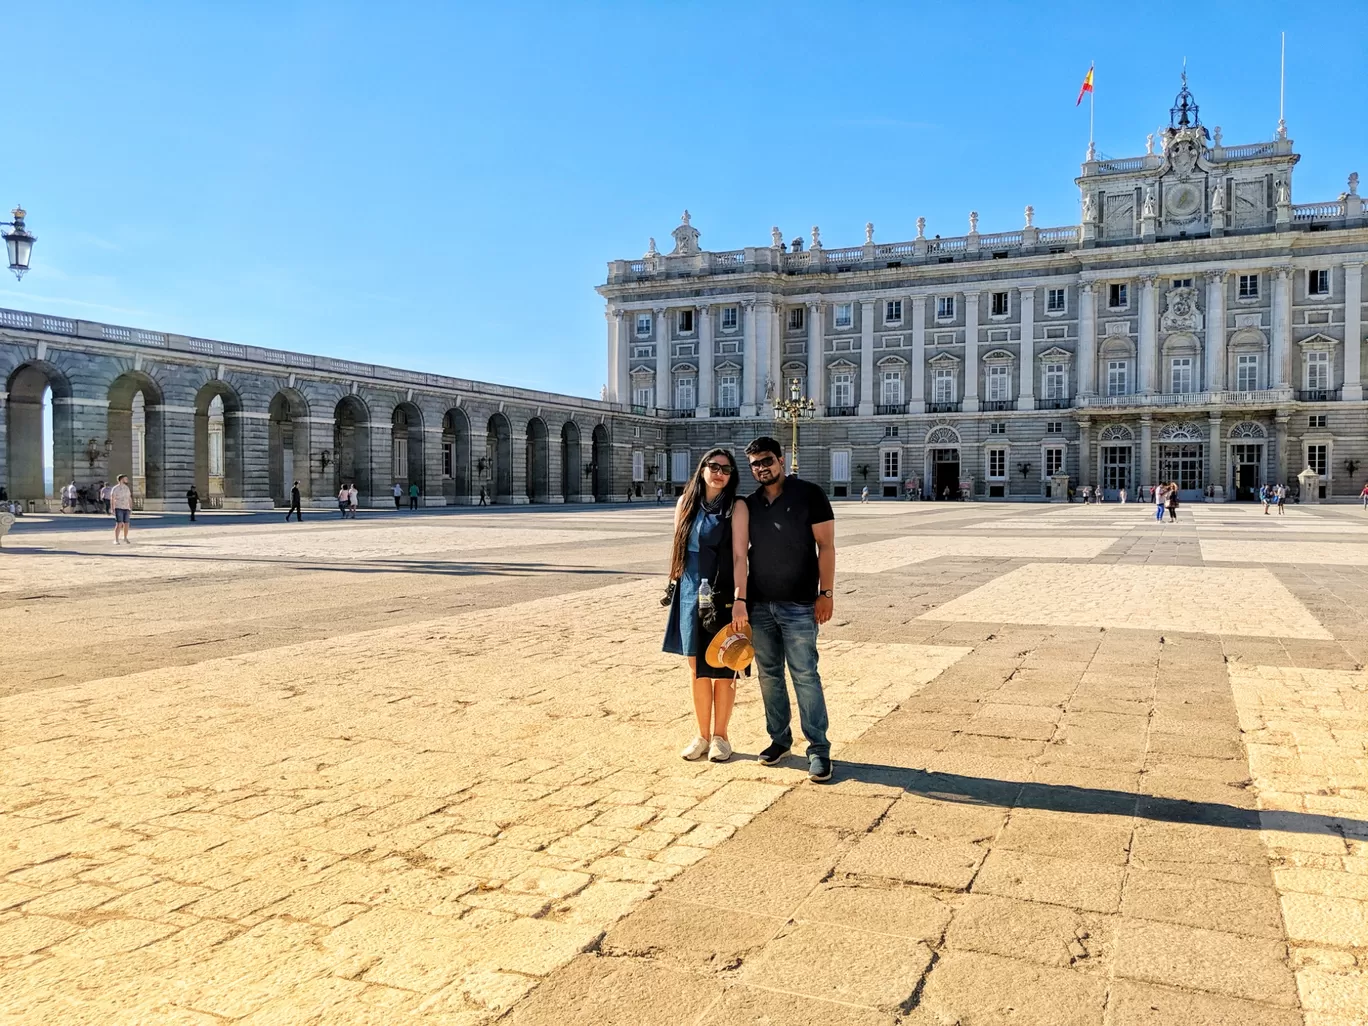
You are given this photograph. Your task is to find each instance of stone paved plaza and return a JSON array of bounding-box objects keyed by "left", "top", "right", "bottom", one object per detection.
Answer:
[{"left": 2, "top": 500, "right": 1368, "bottom": 1025}]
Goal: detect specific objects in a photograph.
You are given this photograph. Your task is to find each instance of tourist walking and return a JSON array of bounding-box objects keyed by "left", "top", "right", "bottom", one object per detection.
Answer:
[
  {"left": 337, "top": 483, "right": 351, "bottom": 518},
  {"left": 347, "top": 483, "right": 359, "bottom": 518},
  {"left": 1120, "top": 487, "right": 1127, "bottom": 504},
  {"left": 478, "top": 485, "right": 488, "bottom": 507},
  {"left": 408, "top": 482, "right": 419, "bottom": 510},
  {"left": 110, "top": 474, "right": 133, "bottom": 544},
  {"left": 1275, "top": 483, "right": 1286, "bottom": 515},
  {"left": 1259, "top": 483, "right": 1271, "bottom": 514},
  {"left": 1155, "top": 483, "right": 1167, "bottom": 522},
  {"left": 286, "top": 481, "right": 303, "bottom": 521},
  {"left": 1360, "top": 482, "right": 1368, "bottom": 509},
  {"left": 662, "top": 448, "right": 747, "bottom": 765},
  {"left": 393, "top": 482, "right": 403, "bottom": 509},
  {"left": 186, "top": 485, "right": 200, "bottom": 522},
  {"left": 60, "top": 480, "right": 76, "bottom": 512},
  {"left": 655, "top": 484, "right": 664, "bottom": 505},
  {"left": 1166, "top": 481, "right": 1180, "bottom": 522},
  {"left": 861, "top": 485, "right": 869, "bottom": 503},
  {"left": 98, "top": 481, "right": 110, "bottom": 513},
  {"left": 741, "top": 436, "right": 835, "bottom": 783}
]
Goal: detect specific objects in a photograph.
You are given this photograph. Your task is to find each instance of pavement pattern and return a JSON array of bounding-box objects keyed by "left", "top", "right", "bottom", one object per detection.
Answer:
[{"left": 1, "top": 498, "right": 1367, "bottom": 1025}]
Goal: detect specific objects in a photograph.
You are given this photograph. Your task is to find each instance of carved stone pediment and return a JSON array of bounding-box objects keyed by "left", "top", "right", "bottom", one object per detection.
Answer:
[{"left": 1160, "top": 286, "right": 1203, "bottom": 333}]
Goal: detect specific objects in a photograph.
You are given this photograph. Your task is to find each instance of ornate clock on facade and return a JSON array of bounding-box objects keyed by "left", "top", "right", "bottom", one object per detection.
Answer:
[{"left": 1166, "top": 182, "right": 1202, "bottom": 219}]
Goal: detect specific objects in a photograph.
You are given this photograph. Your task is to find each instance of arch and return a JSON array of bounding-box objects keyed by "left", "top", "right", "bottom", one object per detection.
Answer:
[
  {"left": 5, "top": 362, "right": 72, "bottom": 503},
  {"left": 391, "top": 402, "right": 425, "bottom": 501},
  {"left": 561, "top": 421, "right": 582, "bottom": 502},
  {"left": 981, "top": 349, "right": 1015, "bottom": 364},
  {"left": 108, "top": 370, "right": 166, "bottom": 505},
  {"left": 485, "top": 413, "right": 513, "bottom": 503},
  {"left": 1228, "top": 420, "right": 1267, "bottom": 440},
  {"left": 525, "top": 417, "right": 550, "bottom": 502},
  {"left": 1099, "top": 423, "right": 1134, "bottom": 441},
  {"left": 194, "top": 380, "right": 243, "bottom": 504},
  {"left": 925, "top": 425, "right": 961, "bottom": 446},
  {"left": 591, "top": 424, "right": 612, "bottom": 502},
  {"left": 1159, "top": 421, "right": 1204, "bottom": 442},
  {"left": 1161, "top": 331, "right": 1200, "bottom": 354},
  {"left": 441, "top": 407, "right": 471, "bottom": 504},
  {"left": 268, "top": 388, "right": 309, "bottom": 505},
  {"left": 333, "top": 394, "right": 372, "bottom": 503}
]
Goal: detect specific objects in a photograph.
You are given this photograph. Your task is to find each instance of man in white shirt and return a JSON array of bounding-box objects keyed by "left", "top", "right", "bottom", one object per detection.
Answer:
[
  {"left": 392, "top": 482, "right": 403, "bottom": 509},
  {"left": 110, "top": 475, "right": 133, "bottom": 544}
]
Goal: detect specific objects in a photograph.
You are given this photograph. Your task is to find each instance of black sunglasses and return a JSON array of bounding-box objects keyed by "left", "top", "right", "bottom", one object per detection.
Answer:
[
  {"left": 703, "top": 461, "right": 734, "bottom": 476},
  {"left": 748, "top": 456, "right": 778, "bottom": 469}
]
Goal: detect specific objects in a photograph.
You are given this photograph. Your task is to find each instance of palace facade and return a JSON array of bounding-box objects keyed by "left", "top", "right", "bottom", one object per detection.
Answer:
[{"left": 599, "top": 80, "right": 1368, "bottom": 502}]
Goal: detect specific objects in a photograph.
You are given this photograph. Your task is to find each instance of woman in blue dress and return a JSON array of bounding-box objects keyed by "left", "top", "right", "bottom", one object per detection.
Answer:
[{"left": 662, "top": 448, "right": 750, "bottom": 763}]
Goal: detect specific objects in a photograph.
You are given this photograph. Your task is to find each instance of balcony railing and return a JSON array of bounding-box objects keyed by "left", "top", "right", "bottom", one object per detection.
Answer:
[
  {"left": 1297, "top": 388, "right": 1341, "bottom": 402},
  {"left": 630, "top": 404, "right": 654, "bottom": 416},
  {"left": 664, "top": 407, "right": 696, "bottom": 419},
  {"left": 1079, "top": 387, "right": 1295, "bottom": 410},
  {"left": 981, "top": 399, "right": 1013, "bottom": 412},
  {"left": 825, "top": 405, "right": 857, "bottom": 417},
  {"left": 1035, "top": 397, "right": 1072, "bottom": 410},
  {"left": 875, "top": 403, "right": 907, "bottom": 415},
  {"left": 928, "top": 400, "right": 962, "bottom": 414},
  {"left": 712, "top": 406, "right": 740, "bottom": 418}
]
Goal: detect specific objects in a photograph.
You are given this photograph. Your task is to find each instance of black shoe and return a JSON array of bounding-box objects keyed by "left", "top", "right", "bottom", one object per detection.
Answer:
[
  {"left": 808, "top": 754, "right": 833, "bottom": 783},
  {"left": 758, "top": 742, "right": 791, "bottom": 766}
]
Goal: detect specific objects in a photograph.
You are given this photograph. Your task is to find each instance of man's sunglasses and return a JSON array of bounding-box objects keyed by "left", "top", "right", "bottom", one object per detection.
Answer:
[
  {"left": 748, "top": 456, "right": 778, "bottom": 469},
  {"left": 704, "top": 461, "right": 734, "bottom": 476}
]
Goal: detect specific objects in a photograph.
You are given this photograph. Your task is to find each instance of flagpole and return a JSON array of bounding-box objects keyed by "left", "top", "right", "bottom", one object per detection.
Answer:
[{"left": 1089, "top": 61, "right": 1095, "bottom": 159}]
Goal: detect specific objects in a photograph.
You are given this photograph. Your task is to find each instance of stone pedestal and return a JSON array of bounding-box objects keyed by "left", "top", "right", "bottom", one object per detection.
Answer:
[
  {"left": 1298, "top": 466, "right": 1321, "bottom": 504},
  {"left": 1050, "top": 473, "right": 1070, "bottom": 503}
]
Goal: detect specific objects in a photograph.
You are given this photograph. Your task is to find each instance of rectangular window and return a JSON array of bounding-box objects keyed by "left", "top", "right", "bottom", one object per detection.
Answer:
[
  {"left": 882, "top": 450, "right": 900, "bottom": 479},
  {"left": 631, "top": 345, "right": 653, "bottom": 359},
  {"left": 1108, "top": 283, "right": 1129, "bottom": 309},
  {"left": 1309, "top": 269, "right": 1329, "bottom": 296},
  {"left": 442, "top": 442, "right": 453, "bottom": 478},
  {"left": 989, "top": 421, "right": 1006, "bottom": 435},
  {"left": 1236, "top": 354, "right": 1259, "bottom": 391},
  {"left": 1044, "top": 363, "right": 1067, "bottom": 399},
  {"left": 831, "top": 371, "right": 853, "bottom": 407},
  {"left": 1106, "top": 360, "right": 1128, "bottom": 396},
  {"left": 1308, "top": 443, "right": 1328, "bottom": 476},
  {"left": 934, "top": 367, "right": 956, "bottom": 402},
  {"left": 391, "top": 436, "right": 408, "bottom": 479},
  {"left": 937, "top": 296, "right": 956, "bottom": 320},
  {"left": 831, "top": 450, "right": 850, "bottom": 482},
  {"left": 207, "top": 431, "right": 221, "bottom": 478},
  {"left": 632, "top": 386, "right": 654, "bottom": 408},
  {"left": 881, "top": 371, "right": 903, "bottom": 405},
  {"left": 1047, "top": 288, "right": 1066, "bottom": 313},
  {"left": 1101, "top": 446, "right": 1132, "bottom": 492},
  {"left": 884, "top": 425, "right": 899, "bottom": 437},
  {"left": 675, "top": 377, "right": 695, "bottom": 410},
  {"left": 833, "top": 303, "right": 853, "bottom": 328},
  {"left": 1309, "top": 414, "right": 1328, "bottom": 428},
  {"left": 1171, "top": 278, "right": 1193, "bottom": 289},
  {"left": 671, "top": 450, "right": 689, "bottom": 482},
  {"left": 1046, "top": 420, "right": 1063, "bottom": 434},
  {"left": 1238, "top": 274, "right": 1259, "bottom": 299},
  {"left": 885, "top": 299, "right": 903, "bottom": 323},
  {"left": 677, "top": 309, "right": 694, "bottom": 334},
  {"left": 717, "top": 374, "right": 739, "bottom": 409},
  {"left": 1306, "top": 350, "right": 1330, "bottom": 390},
  {"left": 987, "top": 449, "right": 1007, "bottom": 479},
  {"left": 987, "top": 365, "right": 1010, "bottom": 401},
  {"left": 991, "top": 292, "right": 1009, "bottom": 316},
  {"left": 632, "top": 450, "right": 645, "bottom": 482},
  {"left": 788, "top": 306, "right": 805, "bottom": 331},
  {"left": 1045, "top": 448, "right": 1064, "bottom": 475},
  {"left": 1171, "top": 357, "right": 1194, "bottom": 394},
  {"left": 636, "top": 313, "right": 652, "bottom": 336},
  {"left": 721, "top": 306, "right": 738, "bottom": 330}
]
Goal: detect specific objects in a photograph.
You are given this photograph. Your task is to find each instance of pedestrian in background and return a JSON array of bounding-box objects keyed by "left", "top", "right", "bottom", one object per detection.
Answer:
[
  {"left": 478, "top": 485, "right": 488, "bottom": 506},
  {"left": 1155, "top": 484, "right": 1167, "bottom": 522},
  {"left": 1276, "top": 483, "right": 1287, "bottom": 516},
  {"left": 393, "top": 482, "right": 403, "bottom": 509},
  {"left": 1166, "top": 481, "right": 1180, "bottom": 522},
  {"left": 337, "top": 483, "right": 350, "bottom": 518},
  {"left": 186, "top": 485, "right": 200, "bottom": 522},
  {"left": 286, "top": 481, "right": 303, "bottom": 521},
  {"left": 110, "top": 474, "right": 133, "bottom": 544},
  {"left": 860, "top": 485, "right": 869, "bottom": 503},
  {"left": 1259, "top": 483, "right": 1271, "bottom": 514},
  {"left": 348, "top": 483, "right": 359, "bottom": 518},
  {"left": 409, "top": 482, "right": 419, "bottom": 510}
]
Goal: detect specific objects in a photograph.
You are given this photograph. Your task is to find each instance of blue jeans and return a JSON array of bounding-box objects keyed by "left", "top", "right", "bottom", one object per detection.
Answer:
[
  {"left": 1155, "top": 503, "right": 1164, "bottom": 521},
  {"left": 749, "top": 601, "right": 830, "bottom": 758}
]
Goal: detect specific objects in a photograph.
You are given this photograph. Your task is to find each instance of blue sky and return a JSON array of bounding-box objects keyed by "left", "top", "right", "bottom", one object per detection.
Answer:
[{"left": 11, "top": 2, "right": 1365, "bottom": 400}]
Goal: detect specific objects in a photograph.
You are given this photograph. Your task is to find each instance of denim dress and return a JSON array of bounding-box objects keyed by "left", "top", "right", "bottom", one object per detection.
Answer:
[{"left": 662, "top": 504, "right": 736, "bottom": 679}]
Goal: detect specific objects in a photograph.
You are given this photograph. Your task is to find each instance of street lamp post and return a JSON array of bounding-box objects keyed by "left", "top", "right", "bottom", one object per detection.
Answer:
[
  {"left": 2, "top": 207, "right": 34, "bottom": 280},
  {"left": 773, "top": 377, "right": 816, "bottom": 476}
]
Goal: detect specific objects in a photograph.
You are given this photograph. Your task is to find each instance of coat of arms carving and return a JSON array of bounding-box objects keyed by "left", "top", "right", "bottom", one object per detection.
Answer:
[{"left": 1161, "top": 286, "right": 1203, "bottom": 333}]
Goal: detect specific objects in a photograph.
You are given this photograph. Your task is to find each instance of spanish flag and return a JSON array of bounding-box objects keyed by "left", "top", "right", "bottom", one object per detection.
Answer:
[{"left": 1075, "top": 65, "right": 1094, "bottom": 106}]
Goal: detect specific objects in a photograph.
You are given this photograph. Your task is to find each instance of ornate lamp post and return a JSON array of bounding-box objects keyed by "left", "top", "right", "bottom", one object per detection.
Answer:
[
  {"left": 2, "top": 207, "right": 34, "bottom": 281},
  {"left": 773, "top": 377, "right": 816, "bottom": 476}
]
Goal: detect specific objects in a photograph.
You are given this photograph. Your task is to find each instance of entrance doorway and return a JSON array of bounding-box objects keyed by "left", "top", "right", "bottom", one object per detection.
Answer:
[
  {"left": 1231, "top": 444, "right": 1263, "bottom": 501},
  {"left": 931, "top": 448, "right": 959, "bottom": 500},
  {"left": 1158, "top": 443, "right": 1203, "bottom": 502},
  {"left": 1100, "top": 446, "right": 1132, "bottom": 499}
]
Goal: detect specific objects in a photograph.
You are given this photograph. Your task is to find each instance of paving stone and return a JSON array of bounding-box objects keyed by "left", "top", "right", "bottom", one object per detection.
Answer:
[
  {"left": 1104, "top": 979, "right": 1303, "bottom": 1026},
  {"left": 793, "top": 881, "right": 953, "bottom": 942},
  {"left": 743, "top": 921, "right": 933, "bottom": 1009},
  {"left": 1119, "top": 867, "right": 1284, "bottom": 938},
  {"left": 503, "top": 953, "right": 724, "bottom": 1026},
  {"left": 995, "top": 808, "right": 1134, "bottom": 865},
  {"left": 879, "top": 795, "right": 1009, "bottom": 845},
  {"left": 661, "top": 855, "right": 827, "bottom": 917},
  {"left": 697, "top": 985, "right": 901, "bottom": 1025},
  {"left": 601, "top": 896, "right": 782, "bottom": 968},
  {"left": 945, "top": 893, "right": 1112, "bottom": 969},
  {"left": 919, "top": 949, "right": 1107, "bottom": 1025},
  {"left": 1113, "top": 918, "right": 1298, "bottom": 1007},
  {"left": 838, "top": 832, "right": 986, "bottom": 891},
  {"left": 973, "top": 848, "right": 1125, "bottom": 913}
]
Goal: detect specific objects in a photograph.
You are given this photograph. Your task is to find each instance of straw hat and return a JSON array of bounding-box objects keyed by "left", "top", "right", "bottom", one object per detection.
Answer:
[{"left": 705, "top": 621, "right": 753, "bottom": 672}]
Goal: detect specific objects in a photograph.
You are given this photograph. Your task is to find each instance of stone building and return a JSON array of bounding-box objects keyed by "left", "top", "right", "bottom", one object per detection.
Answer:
[
  {"left": 599, "top": 78, "right": 1368, "bottom": 502},
  {"left": 0, "top": 314, "right": 660, "bottom": 510}
]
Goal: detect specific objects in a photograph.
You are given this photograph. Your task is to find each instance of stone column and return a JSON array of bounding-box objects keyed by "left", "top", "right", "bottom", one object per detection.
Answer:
[
  {"left": 654, "top": 307, "right": 671, "bottom": 410},
  {"left": 769, "top": 304, "right": 784, "bottom": 411},
  {"left": 1017, "top": 287, "right": 1036, "bottom": 410},
  {"left": 303, "top": 416, "right": 335, "bottom": 503},
  {"left": 963, "top": 291, "right": 980, "bottom": 411},
  {"left": 1343, "top": 261, "right": 1364, "bottom": 401},
  {"left": 237, "top": 410, "right": 273, "bottom": 509},
  {"left": 1078, "top": 283, "right": 1097, "bottom": 397},
  {"left": 1139, "top": 276, "right": 1158, "bottom": 394},
  {"left": 1273, "top": 268, "right": 1293, "bottom": 388},
  {"left": 547, "top": 434, "right": 564, "bottom": 503},
  {"left": 615, "top": 311, "right": 630, "bottom": 405},
  {"left": 858, "top": 299, "right": 875, "bottom": 415},
  {"left": 696, "top": 304, "right": 713, "bottom": 418},
  {"left": 1208, "top": 412, "right": 1224, "bottom": 500},
  {"left": 742, "top": 299, "right": 761, "bottom": 416},
  {"left": 910, "top": 295, "right": 927, "bottom": 413},
  {"left": 1078, "top": 418, "right": 1091, "bottom": 489},
  {"left": 1274, "top": 410, "right": 1290, "bottom": 485},
  {"left": 806, "top": 301, "right": 824, "bottom": 406},
  {"left": 510, "top": 425, "right": 529, "bottom": 504},
  {"left": 1205, "top": 271, "right": 1227, "bottom": 392},
  {"left": 1140, "top": 414, "right": 1153, "bottom": 491},
  {"left": 606, "top": 308, "right": 621, "bottom": 402},
  {"left": 154, "top": 404, "right": 196, "bottom": 507}
]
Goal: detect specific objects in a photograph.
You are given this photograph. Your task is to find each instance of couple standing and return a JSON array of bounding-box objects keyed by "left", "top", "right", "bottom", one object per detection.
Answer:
[{"left": 662, "top": 436, "right": 836, "bottom": 783}]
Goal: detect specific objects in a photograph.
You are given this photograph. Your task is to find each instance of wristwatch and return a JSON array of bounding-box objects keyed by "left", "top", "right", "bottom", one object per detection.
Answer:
[{"left": 818, "top": 589, "right": 833, "bottom": 598}]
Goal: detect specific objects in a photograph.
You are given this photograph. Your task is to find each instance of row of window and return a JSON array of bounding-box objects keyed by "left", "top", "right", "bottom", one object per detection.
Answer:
[{"left": 635, "top": 307, "right": 742, "bottom": 337}]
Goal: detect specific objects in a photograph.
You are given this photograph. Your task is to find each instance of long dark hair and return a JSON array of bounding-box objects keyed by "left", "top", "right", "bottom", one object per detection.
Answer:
[{"left": 669, "top": 447, "right": 738, "bottom": 580}]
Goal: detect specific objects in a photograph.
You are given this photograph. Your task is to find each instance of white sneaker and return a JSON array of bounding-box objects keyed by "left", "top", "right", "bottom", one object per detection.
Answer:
[
  {"left": 708, "top": 736, "right": 733, "bottom": 763},
  {"left": 680, "top": 735, "right": 710, "bottom": 761}
]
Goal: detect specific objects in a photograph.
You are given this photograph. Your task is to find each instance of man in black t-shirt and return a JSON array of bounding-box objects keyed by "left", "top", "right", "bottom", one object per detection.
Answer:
[{"left": 732, "top": 436, "right": 836, "bottom": 782}]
